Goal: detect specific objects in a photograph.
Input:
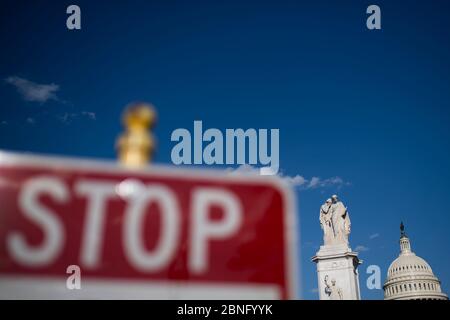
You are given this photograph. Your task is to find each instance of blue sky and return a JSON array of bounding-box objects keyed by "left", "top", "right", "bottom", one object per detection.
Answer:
[{"left": 1, "top": 0, "right": 450, "bottom": 299}]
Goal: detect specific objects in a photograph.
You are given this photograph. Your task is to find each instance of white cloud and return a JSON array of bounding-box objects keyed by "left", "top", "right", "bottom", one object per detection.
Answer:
[
  {"left": 309, "top": 177, "right": 321, "bottom": 188},
  {"left": 59, "top": 112, "right": 77, "bottom": 124},
  {"left": 226, "top": 164, "right": 260, "bottom": 175},
  {"left": 307, "top": 176, "right": 348, "bottom": 189},
  {"left": 5, "top": 76, "right": 59, "bottom": 103},
  {"left": 369, "top": 233, "right": 380, "bottom": 240},
  {"left": 59, "top": 111, "right": 96, "bottom": 124},
  {"left": 26, "top": 117, "right": 35, "bottom": 124},
  {"left": 310, "top": 288, "right": 319, "bottom": 293},
  {"left": 227, "top": 165, "right": 349, "bottom": 190},
  {"left": 355, "top": 245, "right": 369, "bottom": 252},
  {"left": 81, "top": 111, "right": 96, "bottom": 120},
  {"left": 284, "top": 174, "right": 307, "bottom": 187}
]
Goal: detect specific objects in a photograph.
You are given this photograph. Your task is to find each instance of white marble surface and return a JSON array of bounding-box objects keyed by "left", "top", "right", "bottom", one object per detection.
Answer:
[{"left": 312, "top": 244, "right": 362, "bottom": 300}]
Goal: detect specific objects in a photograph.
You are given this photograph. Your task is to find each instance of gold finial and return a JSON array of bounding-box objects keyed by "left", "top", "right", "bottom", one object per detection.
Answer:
[{"left": 116, "top": 102, "right": 157, "bottom": 167}]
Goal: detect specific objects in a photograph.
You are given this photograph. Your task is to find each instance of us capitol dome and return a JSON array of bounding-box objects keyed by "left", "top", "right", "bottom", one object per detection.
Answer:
[{"left": 383, "top": 223, "right": 448, "bottom": 300}]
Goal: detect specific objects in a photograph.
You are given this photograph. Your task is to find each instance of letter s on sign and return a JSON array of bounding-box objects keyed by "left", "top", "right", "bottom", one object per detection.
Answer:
[{"left": 7, "top": 176, "right": 68, "bottom": 267}]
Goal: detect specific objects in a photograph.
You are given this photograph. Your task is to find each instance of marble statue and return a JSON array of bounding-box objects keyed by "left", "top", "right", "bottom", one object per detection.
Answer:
[
  {"left": 324, "top": 275, "right": 343, "bottom": 300},
  {"left": 319, "top": 195, "right": 351, "bottom": 246},
  {"left": 313, "top": 195, "right": 361, "bottom": 300},
  {"left": 319, "top": 198, "right": 334, "bottom": 245}
]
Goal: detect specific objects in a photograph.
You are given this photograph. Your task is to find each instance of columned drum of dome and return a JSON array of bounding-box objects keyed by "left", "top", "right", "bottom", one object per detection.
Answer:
[{"left": 383, "top": 223, "right": 448, "bottom": 300}]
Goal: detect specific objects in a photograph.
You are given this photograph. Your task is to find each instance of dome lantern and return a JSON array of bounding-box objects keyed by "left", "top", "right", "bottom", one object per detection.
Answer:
[{"left": 399, "top": 222, "right": 412, "bottom": 254}]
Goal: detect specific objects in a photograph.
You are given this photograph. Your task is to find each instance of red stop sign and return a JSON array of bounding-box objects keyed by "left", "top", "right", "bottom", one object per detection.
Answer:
[{"left": 0, "top": 151, "right": 298, "bottom": 299}]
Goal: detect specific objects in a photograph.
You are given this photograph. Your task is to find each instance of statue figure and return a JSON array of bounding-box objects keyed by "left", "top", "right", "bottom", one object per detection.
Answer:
[
  {"left": 319, "top": 198, "right": 334, "bottom": 245},
  {"left": 319, "top": 195, "right": 351, "bottom": 246},
  {"left": 330, "top": 195, "right": 351, "bottom": 245},
  {"left": 324, "top": 275, "right": 343, "bottom": 300}
]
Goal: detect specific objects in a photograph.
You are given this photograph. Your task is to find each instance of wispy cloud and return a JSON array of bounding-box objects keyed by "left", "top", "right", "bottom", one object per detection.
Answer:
[
  {"left": 26, "top": 117, "right": 35, "bottom": 124},
  {"left": 59, "top": 112, "right": 77, "bottom": 124},
  {"left": 310, "top": 288, "right": 319, "bottom": 293},
  {"left": 227, "top": 165, "right": 349, "bottom": 190},
  {"left": 369, "top": 233, "right": 380, "bottom": 240},
  {"left": 355, "top": 245, "right": 369, "bottom": 252},
  {"left": 59, "top": 111, "right": 96, "bottom": 124},
  {"left": 226, "top": 164, "right": 260, "bottom": 175},
  {"left": 5, "top": 76, "right": 60, "bottom": 103},
  {"left": 283, "top": 175, "right": 307, "bottom": 187},
  {"left": 81, "top": 111, "right": 96, "bottom": 120},
  {"left": 306, "top": 176, "right": 349, "bottom": 189},
  {"left": 281, "top": 174, "right": 349, "bottom": 190}
]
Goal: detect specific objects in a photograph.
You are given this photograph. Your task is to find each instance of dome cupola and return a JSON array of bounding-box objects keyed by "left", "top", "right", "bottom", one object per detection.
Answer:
[{"left": 383, "top": 223, "right": 448, "bottom": 300}]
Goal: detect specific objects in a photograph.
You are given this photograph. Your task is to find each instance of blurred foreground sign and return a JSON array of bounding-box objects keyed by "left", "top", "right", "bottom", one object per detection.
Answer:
[{"left": 0, "top": 151, "right": 298, "bottom": 299}]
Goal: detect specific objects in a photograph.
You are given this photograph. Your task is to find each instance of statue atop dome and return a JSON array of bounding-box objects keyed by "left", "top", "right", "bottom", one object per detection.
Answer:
[
  {"left": 400, "top": 221, "right": 406, "bottom": 237},
  {"left": 319, "top": 195, "right": 351, "bottom": 246}
]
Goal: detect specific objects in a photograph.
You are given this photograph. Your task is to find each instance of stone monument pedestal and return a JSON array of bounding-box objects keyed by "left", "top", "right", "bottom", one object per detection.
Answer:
[{"left": 311, "top": 244, "right": 362, "bottom": 300}]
